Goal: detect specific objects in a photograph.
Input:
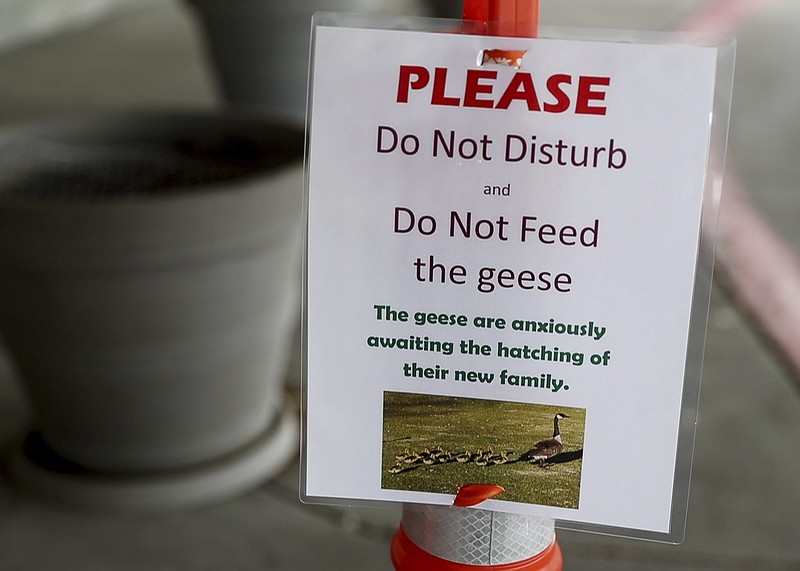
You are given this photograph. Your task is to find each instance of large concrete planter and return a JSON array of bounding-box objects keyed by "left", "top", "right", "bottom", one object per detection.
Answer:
[{"left": 0, "top": 112, "right": 303, "bottom": 509}]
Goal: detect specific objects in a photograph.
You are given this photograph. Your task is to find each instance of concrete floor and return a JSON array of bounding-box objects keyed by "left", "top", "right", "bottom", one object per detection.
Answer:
[{"left": 1, "top": 1, "right": 799, "bottom": 569}]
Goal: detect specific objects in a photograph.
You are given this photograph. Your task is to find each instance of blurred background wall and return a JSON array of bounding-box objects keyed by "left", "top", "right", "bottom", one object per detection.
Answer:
[{"left": 0, "top": 0, "right": 146, "bottom": 51}]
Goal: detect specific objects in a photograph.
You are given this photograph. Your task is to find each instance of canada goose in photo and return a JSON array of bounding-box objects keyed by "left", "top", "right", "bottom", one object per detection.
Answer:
[{"left": 520, "top": 413, "right": 569, "bottom": 465}]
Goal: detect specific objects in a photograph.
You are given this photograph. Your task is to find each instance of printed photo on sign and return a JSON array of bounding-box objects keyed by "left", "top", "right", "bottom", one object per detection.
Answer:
[{"left": 382, "top": 391, "right": 586, "bottom": 509}]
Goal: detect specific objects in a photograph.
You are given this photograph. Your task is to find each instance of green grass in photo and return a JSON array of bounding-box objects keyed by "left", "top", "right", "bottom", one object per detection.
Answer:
[{"left": 381, "top": 392, "right": 585, "bottom": 509}]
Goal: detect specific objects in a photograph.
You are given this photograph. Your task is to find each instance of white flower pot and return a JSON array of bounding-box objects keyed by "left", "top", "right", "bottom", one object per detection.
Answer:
[{"left": 0, "top": 111, "right": 302, "bottom": 509}]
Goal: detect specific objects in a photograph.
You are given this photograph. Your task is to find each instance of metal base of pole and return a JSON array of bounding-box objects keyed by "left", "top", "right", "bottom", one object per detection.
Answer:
[{"left": 391, "top": 503, "right": 563, "bottom": 570}]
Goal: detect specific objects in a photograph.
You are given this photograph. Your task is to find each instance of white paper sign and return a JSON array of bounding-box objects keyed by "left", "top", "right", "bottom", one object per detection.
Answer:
[{"left": 305, "top": 22, "right": 720, "bottom": 536}]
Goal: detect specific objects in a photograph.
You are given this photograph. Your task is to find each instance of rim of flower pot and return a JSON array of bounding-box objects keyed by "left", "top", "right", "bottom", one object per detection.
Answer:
[
  {"left": 6, "top": 395, "right": 299, "bottom": 512},
  {"left": 0, "top": 110, "right": 305, "bottom": 265}
]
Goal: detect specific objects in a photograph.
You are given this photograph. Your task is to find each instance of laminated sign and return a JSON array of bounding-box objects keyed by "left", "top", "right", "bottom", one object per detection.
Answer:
[{"left": 303, "top": 13, "right": 734, "bottom": 542}]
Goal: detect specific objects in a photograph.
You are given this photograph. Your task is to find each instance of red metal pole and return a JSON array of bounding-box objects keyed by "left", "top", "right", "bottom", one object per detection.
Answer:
[
  {"left": 463, "top": 0, "right": 539, "bottom": 37},
  {"left": 389, "top": 10, "right": 560, "bottom": 570}
]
